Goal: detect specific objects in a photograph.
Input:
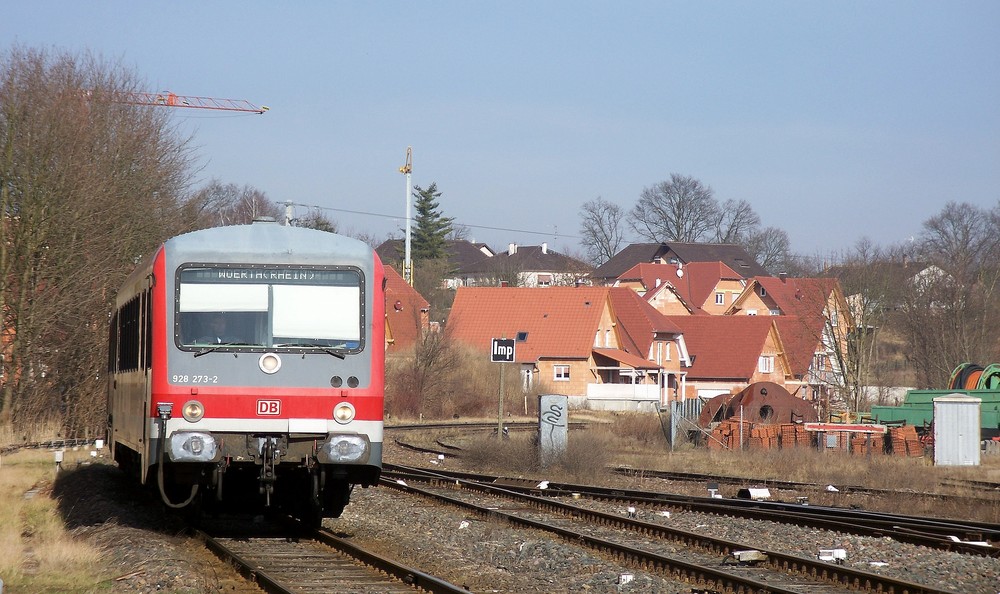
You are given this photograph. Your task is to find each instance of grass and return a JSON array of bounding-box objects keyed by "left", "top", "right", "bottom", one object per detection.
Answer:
[{"left": 0, "top": 447, "right": 110, "bottom": 593}]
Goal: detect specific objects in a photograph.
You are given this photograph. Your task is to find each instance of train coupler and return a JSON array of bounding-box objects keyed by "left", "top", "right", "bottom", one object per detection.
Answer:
[{"left": 258, "top": 437, "right": 280, "bottom": 505}]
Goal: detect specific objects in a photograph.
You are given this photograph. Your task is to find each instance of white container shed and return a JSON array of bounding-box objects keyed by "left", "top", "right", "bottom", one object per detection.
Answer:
[{"left": 933, "top": 394, "right": 981, "bottom": 466}]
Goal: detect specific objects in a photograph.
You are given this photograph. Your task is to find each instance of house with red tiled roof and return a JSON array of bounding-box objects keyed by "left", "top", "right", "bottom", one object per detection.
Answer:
[
  {"left": 383, "top": 267, "right": 431, "bottom": 354},
  {"left": 666, "top": 315, "right": 792, "bottom": 400},
  {"left": 614, "top": 262, "right": 746, "bottom": 315},
  {"left": 448, "top": 286, "right": 689, "bottom": 410},
  {"left": 773, "top": 315, "right": 828, "bottom": 401},
  {"left": 729, "top": 275, "right": 852, "bottom": 404}
]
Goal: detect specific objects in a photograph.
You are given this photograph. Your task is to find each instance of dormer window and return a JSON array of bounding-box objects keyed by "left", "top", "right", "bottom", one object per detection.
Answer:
[{"left": 715, "top": 292, "right": 724, "bottom": 305}]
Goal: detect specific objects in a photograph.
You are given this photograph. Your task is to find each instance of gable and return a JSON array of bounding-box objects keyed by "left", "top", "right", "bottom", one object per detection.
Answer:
[
  {"left": 384, "top": 267, "right": 430, "bottom": 352},
  {"left": 449, "top": 287, "right": 611, "bottom": 362},
  {"left": 667, "top": 316, "right": 784, "bottom": 380}
]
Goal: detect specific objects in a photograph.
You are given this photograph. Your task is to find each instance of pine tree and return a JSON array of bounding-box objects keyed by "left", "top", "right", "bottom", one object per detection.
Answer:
[{"left": 411, "top": 182, "right": 454, "bottom": 261}]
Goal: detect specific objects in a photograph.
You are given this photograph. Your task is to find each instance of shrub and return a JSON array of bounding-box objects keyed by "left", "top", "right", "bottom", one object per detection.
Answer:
[{"left": 385, "top": 336, "right": 531, "bottom": 421}]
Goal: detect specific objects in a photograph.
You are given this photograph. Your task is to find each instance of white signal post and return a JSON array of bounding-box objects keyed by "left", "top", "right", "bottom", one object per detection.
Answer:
[
  {"left": 491, "top": 338, "right": 516, "bottom": 437},
  {"left": 399, "top": 147, "right": 413, "bottom": 286}
]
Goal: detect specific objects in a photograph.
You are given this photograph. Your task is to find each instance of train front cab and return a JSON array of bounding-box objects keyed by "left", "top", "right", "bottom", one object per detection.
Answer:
[{"left": 108, "top": 225, "right": 385, "bottom": 523}]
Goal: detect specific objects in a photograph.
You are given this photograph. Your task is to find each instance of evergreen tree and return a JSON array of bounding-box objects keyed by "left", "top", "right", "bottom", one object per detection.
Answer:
[{"left": 411, "top": 182, "right": 454, "bottom": 260}]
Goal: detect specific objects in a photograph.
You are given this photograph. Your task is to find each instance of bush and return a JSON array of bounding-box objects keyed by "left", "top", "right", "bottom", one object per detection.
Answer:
[{"left": 385, "top": 336, "right": 531, "bottom": 420}]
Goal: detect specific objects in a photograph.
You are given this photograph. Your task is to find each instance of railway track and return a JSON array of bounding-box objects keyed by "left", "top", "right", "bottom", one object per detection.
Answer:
[
  {"left": 382, "top": 463, "right": 960, "bottom": 594},
  {"left": 385, "top": 463, "right": 999, "bottom": 558},
  {"left": 393, "top": 432, "right": 1000, "bottom": 509},
  {"left": 194, "top": 516, "right": 467, "bottom": 594},
  {"left": 613, "top": 466, "right": 1000, "bottom": 504}
]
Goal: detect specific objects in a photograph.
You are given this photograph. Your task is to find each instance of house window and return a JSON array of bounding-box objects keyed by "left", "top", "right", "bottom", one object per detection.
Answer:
[
  {"left": 594, "top": 331, "right": 601, "bottom": 347},
  {"left": 604, "top": 329, "right": 611, "bottom": 347},
  {"left": 656, "top": 342, "right": 662, "bottom": 365},
  {"left": 664, "top": 342, "right": 671, "bottom": 360},
  {"left": 769, "top": 309, "right": 781, "bottom": 316},
  {"left": 537, "top": 273, "right": 553, "bottom": 287},
  {"left": 758, "top": 355, "right": 774, "bottom": 373},
  {"left": 554, "top": 365, "right": 570, "bottom": 381},
  {"left": 746, "top": 309, "right": 758, "bottom": 316},
  {"left": 760, "top": 286, "right": 767, "bottom": 297},
  {"left": 715, "top": 292, "right": 724, "bottom": 305},
  {"left": 516, "top": 331, "right": 528, "bottom": 341}
]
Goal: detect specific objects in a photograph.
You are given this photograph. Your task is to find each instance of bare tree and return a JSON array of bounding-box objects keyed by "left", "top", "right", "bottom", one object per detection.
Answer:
[
  {"left": 182, "top": 179, "right": 281, "bottom": 228},
  {"left": 712, "top": 199, "right": 760, "bottom": 244},
  {"left": 896, "top": 201, "right": 1000, "bottom": 387},
  {"left": 579, "top": 196, "right": 627, "bottom": 266},
  {"left": 447, "top": 223, "right": 470, "bottom": 242},
  {"left": 743, "top": 226, "right": 791, "bottom": 272},
  {"left": 296, "top": 207, "right": 339, "bottom": 233},
  {"left": 919, "top": 200, "right": 996, "bottom": 285},
  {"left": 1, "top": 47, "right": 194, "bottom": 430},
  {"left": 629, "top": 174, "right": 719, "bottom": 242}
]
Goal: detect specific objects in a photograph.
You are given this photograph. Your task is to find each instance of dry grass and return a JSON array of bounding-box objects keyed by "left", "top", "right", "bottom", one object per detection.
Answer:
[
  {"left": 0, "top": 447, "right": 109, "bottom": 592},
  {"left": 0, "top": 420, "right": 67, "bottom": 448}
]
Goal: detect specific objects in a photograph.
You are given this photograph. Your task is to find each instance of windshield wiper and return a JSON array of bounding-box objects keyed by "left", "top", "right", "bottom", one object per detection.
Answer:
[
  {"left": 193, "top": 341, "right": 246, "bottom": 357},
  {"left": 273, "top": 342, "right": 346, "bottom": 359}
]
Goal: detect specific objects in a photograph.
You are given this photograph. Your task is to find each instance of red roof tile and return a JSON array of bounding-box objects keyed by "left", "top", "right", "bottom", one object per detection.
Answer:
[
  {"left": 750, "top": 276, "right": 838, "bottom": 318},
  {"left": 608, "top": 287, "right": 681, "bottom": 358},
  {"left": 774, "top": 315, "right": 825, "bottom": 376},
  {"left": 384, "top": 267, "right": 430, "bottom": 352},
  {"left": 449, "top": 287, "right": 611, "bottom": 362},
  {"left": 618, "top": 261, "right": 741, "bottom": 310},
  {"left": 593, "top": 348, "right": 660, "bottom": 369},
  {"left": 666, "top": 316, "right": 777, "bottom": 380}
]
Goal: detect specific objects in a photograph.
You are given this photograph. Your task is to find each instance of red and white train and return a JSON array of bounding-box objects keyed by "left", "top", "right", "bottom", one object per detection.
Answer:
[{"left": 107, "top": 219, "right": 385, "bottom": 523}]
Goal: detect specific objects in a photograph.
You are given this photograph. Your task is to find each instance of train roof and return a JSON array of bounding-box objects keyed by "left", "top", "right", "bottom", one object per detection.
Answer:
[{"left": 163, "top": 219, "right": 376, "bottom": 264}]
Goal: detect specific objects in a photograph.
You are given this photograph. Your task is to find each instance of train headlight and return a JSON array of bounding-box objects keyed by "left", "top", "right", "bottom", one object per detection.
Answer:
[
  {"left": 318, "top": 434, "right": 369, "bottom": 464},
  {"left": 333, "top": 402, "right": 356, "bottom": 424},
  {"left": 181, "top": 400, "right": 205, "bottom": 423},
  {"left": 167, "top": 432, "right": 219, "bottom": 462},
  {"left": 258, "top": 352, "right": 282, "bottom": 374}
]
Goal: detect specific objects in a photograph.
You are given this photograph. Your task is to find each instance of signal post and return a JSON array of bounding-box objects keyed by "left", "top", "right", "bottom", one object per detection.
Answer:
[{"left": 491, "top": 338, "right": 515, "bottom": 437}]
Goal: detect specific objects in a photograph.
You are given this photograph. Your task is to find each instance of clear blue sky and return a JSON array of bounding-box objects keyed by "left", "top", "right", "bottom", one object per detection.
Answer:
[{"left": 5, "top": 2, "right": 998, "bottom": 260}]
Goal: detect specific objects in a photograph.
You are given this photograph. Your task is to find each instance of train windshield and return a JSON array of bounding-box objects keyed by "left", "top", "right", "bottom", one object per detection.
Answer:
[{"left": 175, "top": 266, "right": 363, "bottom": 352}]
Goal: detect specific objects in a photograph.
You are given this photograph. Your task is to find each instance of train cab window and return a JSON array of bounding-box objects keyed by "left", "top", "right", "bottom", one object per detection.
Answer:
[{"left": 176, "top": 265, "right": 364, "bottom": 352}]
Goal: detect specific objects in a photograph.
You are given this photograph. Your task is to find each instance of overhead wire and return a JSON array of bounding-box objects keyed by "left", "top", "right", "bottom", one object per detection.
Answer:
[{"left": 287, "top": 201, "right": 582, "bottom": 239}]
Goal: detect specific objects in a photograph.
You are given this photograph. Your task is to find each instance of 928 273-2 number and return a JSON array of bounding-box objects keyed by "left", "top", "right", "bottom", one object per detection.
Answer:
[{"left": 172, "top": 374, "right": 219, "bottom": 384}]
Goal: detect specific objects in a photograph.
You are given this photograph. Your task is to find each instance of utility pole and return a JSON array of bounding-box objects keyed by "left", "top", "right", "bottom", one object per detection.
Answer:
[{"left": 399, "top": 147, "right": 413, "bottom": 285}]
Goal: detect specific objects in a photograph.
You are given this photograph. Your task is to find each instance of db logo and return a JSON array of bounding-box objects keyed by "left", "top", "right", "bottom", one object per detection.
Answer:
[{"left": 257, "top": 400, "right": 280, "bottom": 415}]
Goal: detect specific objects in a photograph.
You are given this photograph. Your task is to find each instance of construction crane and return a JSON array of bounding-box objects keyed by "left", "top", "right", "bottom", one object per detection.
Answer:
[
  {"left": 399, "top": 146, "right": 413, "bottom": 286},
  {"left": 114, "top": 91, "right": 268, "bottom": 114}
]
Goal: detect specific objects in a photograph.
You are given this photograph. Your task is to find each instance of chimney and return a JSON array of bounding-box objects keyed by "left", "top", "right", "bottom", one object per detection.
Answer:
[
  {"left": 779, "top": 272, "right": 787, "bottom": 283},
  {"left": 541, "top": 242, "right": 548, "bottom": 254},
  {"left": 508, "top": 243, "right": 517, "bottom": 256}
]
